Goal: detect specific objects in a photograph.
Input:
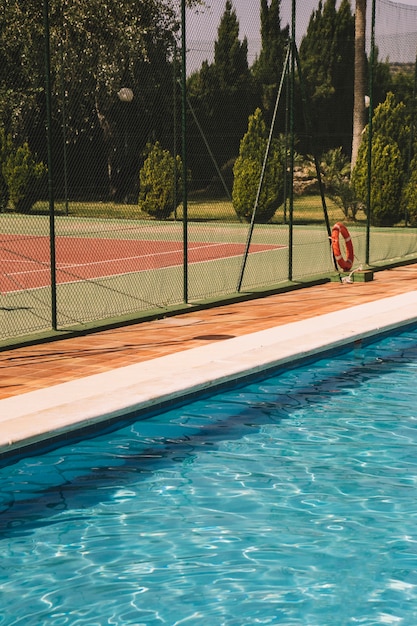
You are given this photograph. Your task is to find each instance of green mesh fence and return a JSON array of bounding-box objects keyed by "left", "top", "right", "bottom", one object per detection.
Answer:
[{"left": 1, "top": 0, "right": 417, "bottom": 344}]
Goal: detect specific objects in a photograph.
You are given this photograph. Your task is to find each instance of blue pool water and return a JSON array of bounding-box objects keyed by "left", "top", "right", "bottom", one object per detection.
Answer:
[{"left": 2, "top": 327, "right": 417, "bottom": 625}]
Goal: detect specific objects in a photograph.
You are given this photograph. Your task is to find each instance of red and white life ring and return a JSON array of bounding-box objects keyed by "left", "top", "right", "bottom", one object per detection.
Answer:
[{"left": 331, "top": 222, "right": 354, "bottom": 271}]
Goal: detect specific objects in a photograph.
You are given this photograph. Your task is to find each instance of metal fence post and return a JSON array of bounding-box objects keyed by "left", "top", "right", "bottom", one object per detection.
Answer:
[
  {"left": 181, "top": 0, "right": 188, "bottom": 303},
  {"left": 366, "top": 0, "right": 376, "bottom": 266},
  {"left": 43, "top": 0, "right": 57, "bottom": 330}
]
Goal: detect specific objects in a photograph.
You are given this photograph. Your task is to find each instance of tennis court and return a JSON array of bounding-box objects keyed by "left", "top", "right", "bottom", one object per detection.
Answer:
[
  {"left": 0, "top": 232, "right": 282, "bottom": 294},
  {"left": 0, "top": 214, "right": 322, "bottom": 341},
  {"left": 2, "top": 213, "right": 417, "bottom": 343}
]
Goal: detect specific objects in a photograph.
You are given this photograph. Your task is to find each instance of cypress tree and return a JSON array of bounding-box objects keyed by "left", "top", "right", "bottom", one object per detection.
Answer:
[
  {"left": 187, "top": 1, "right": 256, "bottom": 190},
  {"left": 298, "top": 0, "right": 355, "bottom": 155},
  {"left": 214, "top": 0, "right": 250, "bottom": 91},
  {"left": 351, "top": 93, "right": 408, "bottom": 226},
  {"left": 253, "top": 0, "right": 289, "bottom": 113}
]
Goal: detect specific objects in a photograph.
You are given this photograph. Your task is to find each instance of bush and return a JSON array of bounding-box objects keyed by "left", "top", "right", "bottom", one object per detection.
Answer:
[
  {"left": 321, "top": 147, "right": 360, "bottom": 220},
  {"left": 0, "top": 129, "right": 12, "bottom": 211},
  {"left": 352, "top": 135, "right": 404, "bottom": 226},
  {"left": 232, "top": 108, "right": 284, "bottom": 223},
  {"left": 370, "top": 92, "right": 410, "bottom": 157},
  {"left": 403, "top": 155, "right": 417, "bottom": 226},
  {"left": 0, "top": 166, "right": 8, "bottom": 212},
  {"left": 351, "top": 93, "right": 410, "bottom": 227},
  {"left": 139, "top": 142, "right": 183, "bottom": 220},
  {"left": 3, "top": 142, "right": 47, "bottom": 213}
]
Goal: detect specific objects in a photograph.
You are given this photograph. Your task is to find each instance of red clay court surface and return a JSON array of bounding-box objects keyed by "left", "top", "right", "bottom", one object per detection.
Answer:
[{"left": 0, "top": 234, "right": 282, "bottom": 293}]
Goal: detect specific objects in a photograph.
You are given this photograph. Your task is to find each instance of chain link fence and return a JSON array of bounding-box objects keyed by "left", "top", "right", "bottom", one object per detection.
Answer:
[{"left": 1, "top": 0, "right": 417, "bottom": 344}]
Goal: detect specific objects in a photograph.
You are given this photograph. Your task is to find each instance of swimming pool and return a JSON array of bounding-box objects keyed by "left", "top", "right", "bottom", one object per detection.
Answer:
[{"left": 1, "top": 324, "right": 417, "bottom": 624}]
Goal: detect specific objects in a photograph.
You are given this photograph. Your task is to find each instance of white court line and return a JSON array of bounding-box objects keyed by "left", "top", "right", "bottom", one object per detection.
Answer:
[{"left": 2, "top": 242, "right": 284, "bottom": 292}]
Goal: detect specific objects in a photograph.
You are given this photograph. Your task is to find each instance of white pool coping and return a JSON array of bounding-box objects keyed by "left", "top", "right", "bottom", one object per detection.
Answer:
[{"left": 1, "top": 290, "right": 417, "bottom": 457}]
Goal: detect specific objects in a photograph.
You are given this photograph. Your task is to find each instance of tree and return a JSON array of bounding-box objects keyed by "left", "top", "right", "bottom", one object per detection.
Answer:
[
  {"left": 351, "top": 0, "right": 367, "bottom": 169},
  {"left": 321, "top": 147, "right": 360, "bottom": 220},
  {"left": 403, "top": 155, "right": 417, "bottom": 226},
  {"left": 186, "top": 0, "right": 257, "bottom": 190},
  {"left": 232, "top": 108, "right": 284, "bottom": 223},
  {"left": 0, "top": 128, "right": 12, "bottom": 210},
  {"left": 298, "top": 0, "right": 355, "bottom": 156},
  {"left": 351, "top": 93, "right": 409, "bottom": 226},
  {"left": 252, "top": 0, "right": 289, "bottom": 114},
  {"left": 0, "top": 0, "right": 201, "bottom": 201},
  {"left": 138, "top": 142, "right": 183, "bottom": 220},
  {"left": 353, "top": 136, "right": 403, "bottom": 226},
  {"left": 369, "top": 92, "right": 410, "bottom": 156},
  {"left": 215, "top": 0, "right": 250, "bottom": 90},
  {"left": 3, "top": 142, "right": 47, "bottom": 213}
]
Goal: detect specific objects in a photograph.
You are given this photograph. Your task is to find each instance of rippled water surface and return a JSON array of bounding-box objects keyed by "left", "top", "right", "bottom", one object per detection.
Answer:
[{"left": 2, "top": 327, "right": 417, "bottom": 625}]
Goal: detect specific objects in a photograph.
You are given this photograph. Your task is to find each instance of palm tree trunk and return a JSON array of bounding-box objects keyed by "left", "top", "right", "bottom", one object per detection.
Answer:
[{"left": 351, "top": 0, "right": 367, "bottom": 170}]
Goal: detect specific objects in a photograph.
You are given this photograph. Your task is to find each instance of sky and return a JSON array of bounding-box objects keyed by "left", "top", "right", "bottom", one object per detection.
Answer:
[{"left": 186, "top": 0, "right": 417, "bottom": 71}]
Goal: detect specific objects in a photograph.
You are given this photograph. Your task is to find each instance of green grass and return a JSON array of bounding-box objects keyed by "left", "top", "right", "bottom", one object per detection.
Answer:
[{"left": 19, "top": 194, "right": 365, "bottom": 225}]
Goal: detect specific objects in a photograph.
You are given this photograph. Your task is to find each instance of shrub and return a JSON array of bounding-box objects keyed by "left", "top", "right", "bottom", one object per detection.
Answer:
[
  {"left": 0, "top": 171, "right": 7, "bottom": 211},
  {"left": 321, "top": 147, "right": 360, "bottom": 220},
  {"left": 352, "top": 134, "right": 404, "bottom": 226},
  {"left": 139, "top": 142, "right": 183, "bottom": 220},
  {"left": 0, "top": 129, "right": 12, "bottom": 211},
  {"left": 370, "top": 92, "right": 410, "bottom": 157},
  {"left": 232, "top": 108, "right": 284, "bottom": 223},
  {"left": 351, "top": 92, "right": 409, "bottom": 227},
  {"left": 3, "top": 142, "right": 47, "bottom": 213},
  {"left": 403, "top": 155, "right": 417, "bottom": 226}
]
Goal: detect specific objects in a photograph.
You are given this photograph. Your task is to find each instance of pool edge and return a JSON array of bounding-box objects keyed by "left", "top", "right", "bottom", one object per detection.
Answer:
[{"left": 1, "top": 290, "right": 417, "bottom": 457}]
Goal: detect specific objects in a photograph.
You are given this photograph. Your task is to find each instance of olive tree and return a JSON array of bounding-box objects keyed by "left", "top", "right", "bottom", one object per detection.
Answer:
[{"left": 0, "top": 0, "right": 201, "bottom": 201}]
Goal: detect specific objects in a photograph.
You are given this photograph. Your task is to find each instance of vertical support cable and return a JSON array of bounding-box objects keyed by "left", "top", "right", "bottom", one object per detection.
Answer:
[
  {"left": 366, "top": 0, "right": 376, "bottom": 266},
  {"left": 43, "top": 0, "right": 57, "bottom": 330},
  {"left": 187, "top": 96, "right": 232, "bottom": 202},
  {"left": 294, "top": 45, "right": 335, "bottom": 263},
  {"left": 181, "top": 0, "right": 188, "bottom": 303},
  {"left": 236, "top": 46, "right": 290, "bottom": 292}
]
